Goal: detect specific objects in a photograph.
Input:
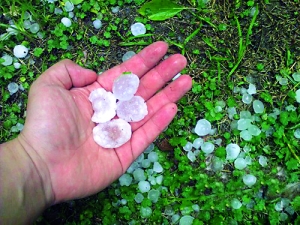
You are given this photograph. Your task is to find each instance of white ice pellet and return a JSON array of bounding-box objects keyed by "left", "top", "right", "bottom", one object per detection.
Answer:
[
  {"left": 201, "top": 142, "right": 215, "bottom": 154},
  {"left": 111, "top": 6, "right": 120, "bottom": 13},
  {"left": 144, "top": 143, "right": 154, "bottom": 153},
  {"left": 194, "top": 119, "right": 211, "bottom": 136},
  {"left": 183, "top": 142, "right": 193, "bottom": 151},
  {"left": 227, "top": 107, "right": 237, "bottom": 119},
  {"left": 54, "top": 8, "right": 63, "bottom": 15},
  {"left": 1, "top": 54, "right": 13, "bottom": 66},
  {"left": 148, "top": 189, "right": 160, "bottom": 203},
  {"left": 23, "top": 20, "right": 31, "bottom": 29},
  {"left": 187, "top": 151, "right": 196, "bottom": 162},
  {"left": 93, "top": 19, "right": 102, "bottom": 29},
  {"left": 243, "top": 174, "right": 257, "bottom": 187},
  {"left": 211, "top": 157, "right": 224, "bottom": 172},
  {"left": 153, "top": 162, "right": 163, "bottom": 173},
  {"left": 247, "top": 83, "right": 256, "bottom": 95},
  {"left": 240, "top": 130, "right": 252, "bottom": 141},
  {"left": 138, "top": 180, "right": 151, "bottom": 193},
  {"left": 253, "top": 100, "right": 264, "bottom": 113},
  {"left": 156, "top": 175, "right": 163, "bottom": 185},
  {"left": 13, "top": 62, "right": 21, "bottom": 69},
  {"left": 237, "top": 119, "right": 252, "bottom": 130},
  {"left": 240, "top": 111, "right": 252, "bottom": 119},
  {"left": 93, "top": 119, "right": 131, "bottom": 148},
  {"left": 122, "top": 51, "right": 136, "bottom": 62},
  {"left": 64, "top": 1, "right": 74, "bottom": 12},
  {"left": 89, "top": 88, "right": 117, "bottom": 123},
  {"left": 113, "top": 73, "right": 139, "bottom": 101},
  {"left": 192, "top": 138, "right": 203, "bottom": 149},
  {"left": 30, "top": 23, "right": 40, "bottom": 33},
  {"left": 116, "top": 96, "right": 148, "bottom": 122},
  {"left": 295, "top": 89, "right": 300, "bottom": 103},
  {"left": 119, "top": 173, "right": 133, "bottom": 186},
  {"left": 131, "top": 22, "right": 146, "bottom": 36},
  {"left": 292, "top": 72, "right": 300, "bottom": 82},
  {"left": 140, "top": 206, "right": 152, "bottom": 218},
  {"left": 134, "top": 193, "right": 144, "bottom": 203},
  {"left": 294, "top": 129, "right": 300, "bottom": 139},
  {"left": 148, "top": 151, "right": 158, "bottom": 162},
  {"left": 258, "top": 155, "right": 268, "bottom": 167},
  {"left": 248, "top": 124, "right": 261, "bottom": 136},
  {"left": 242, "top": 93, "right": 253, "bottom": 104},
  {"left": 234, "top": 158, "right": 247, "bottom": 170},
  {"left": 7, "top": 82, "right": 19, "bottom": 95},
  {"left": 61, "top": 17, "right": 72, "bottom": 27},
  {"left": 172, "top": 73, "right": 181, "bottom": 80},
  {"left": 133, "top": 168, "right": 146, "bottom": 181},
  {"left": 13, "top": 45, "right": 28, "bottom": 58},
  {"left": 231, "top": 198, "right": 242, "bottom": 209},
  {"left": 141, "top": 159, "right": 151, "bottom": 168},
  {"left": 179, "top": 215, "right": 194, "bottom": 225},
  {"left": 226, "top": 143, "right": 240, "bottom": 160}
]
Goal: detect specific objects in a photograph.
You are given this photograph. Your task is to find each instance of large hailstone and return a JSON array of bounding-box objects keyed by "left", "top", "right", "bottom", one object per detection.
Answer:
[
  {"left": 93, "top": 119, "right": 131, "bottom": 148},
  {"left": 113, "top": 73, "right": 139, "bottom": 101},
  {"left": 117, "top": 96, "right": 148, "bottom": 122},
  {"left": 89, "top": 88, "right": 117, "bottom": 123},
  {"left": 13, "top": 45, "right": 28, "bottom": 58}
]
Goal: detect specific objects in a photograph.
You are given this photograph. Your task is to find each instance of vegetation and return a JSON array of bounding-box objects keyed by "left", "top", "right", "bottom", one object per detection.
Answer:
[{"left": 0, "top": 0, "right": 299, "bottom": 224}]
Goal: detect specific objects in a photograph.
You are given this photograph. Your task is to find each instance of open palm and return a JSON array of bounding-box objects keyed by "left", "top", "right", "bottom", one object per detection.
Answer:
[{"left": 19, "top": 42, "right": 192, "bottom": 204}]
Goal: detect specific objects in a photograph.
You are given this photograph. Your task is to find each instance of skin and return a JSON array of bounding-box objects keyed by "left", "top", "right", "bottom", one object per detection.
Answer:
[{"left": 0, "top": 41, "right": 192, "bottom": 224}]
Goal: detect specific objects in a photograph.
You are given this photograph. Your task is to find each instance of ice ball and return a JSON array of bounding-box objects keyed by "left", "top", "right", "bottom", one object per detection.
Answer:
[
  {"left": 183, "top": 141, "right": 193, "bottom": 151},
  {"left": 201, "top": 142, "right": 215, "bottom": 154},
  {"left": 192, "top": 138, "right": 203, "bottom": 149},
  {"left": 1, "top": 54, "right": 13, "bottom": 66},
  {"left": 64, "top": 1, "right": 74, "bottom": 12},
  {"left": 294, "top": 128, "right": 300, "bottom": 139},
  {"left": 113, "top": 73, "right": 139, "bottom": 101},
  {"left": 138, "top": 180, "right": 151, "bottom": 193},
  {"left": 148, "top": 189, "right": 160, "bottom": 203},
  {"left": 93, "top": 119, "right": 131, "bottom": 148},
  {"left": 119, "top": 173, "right": 133, "bottom": 186},
  {"left": 13, "top": 45, "right": 29, "bottom": 58},
  {"left": 89, "top": 88, "right": 117, "bottom": 123},
  {"left": 253, "top": 100, "right": 264, "bottom": 113},
  {"left": 134, "top": 193, "right": 144, "bottom": 203},
  {"left": 30, "top": 23, "right": 40, "bottom": 33},
  {"left": 234, "top": 158, "right": 247, "bottom": 170},
  {"left": 295, "top": 89, "right": 300, "bottom": 103},
  {"left": 61, "top": 17, "right": 72, "bottom": 27},
  {"left": 194, "top": 119, "right": 211, "bottom": 136},
  {"left": 243, "top": 174, "right": 257, "bottom": 187},
  {"left": 13, "top": 62, "right": 21, "bottom": 69},
  {"left": 247, "top": 83, "right": 256, "bottom": 95},
  {"left": 258, "top": 155, "right": 268, "bottom": 167},
  {"left": 153, "top": 162, "right": 163, "bottom": 173},
  {"left": 122, "top": 51, "right": 136, "bottom": 62},
  {"left": 231, "top": 198, "right": 242, "bottom": 209},
  {"left": 292, "top": 72, "right": 300, "bottom": 82},
  {"left": 7, "top": 82, "right": 19, "bottom": 95},
  {"left": 93, "top": 19, "right": 102, "bottom": 29},
  {"left": 131, "top": 22, "right": 146, "bottom": 36},
  {"left": 242, "top": 93, "right": 253, "bottom": 104},
  {"left": 116, "top": 96, "right": 148, "bottom": 122},
  {"left": 226, "top": 143, "right": 240, "bottom": 160}
]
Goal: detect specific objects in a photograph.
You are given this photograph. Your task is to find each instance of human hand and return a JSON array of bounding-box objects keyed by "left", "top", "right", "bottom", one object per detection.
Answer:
[{"left": 17, "top": 41, "right": 192, "bottom": 204}]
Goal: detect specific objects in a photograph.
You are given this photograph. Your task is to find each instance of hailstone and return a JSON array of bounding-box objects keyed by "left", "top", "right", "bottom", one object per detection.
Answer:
[
  {"left": 89, "top": 88, "right": 117, "bottom": 123},
  {"left": 116, "top": 96, "right": 148, "bottom": 122},
  {"left": 93, "top": 119, "right": 131, "bottom": 148},
  {"left": 113, "top": 73, "right": 139, "bottom": 101}
]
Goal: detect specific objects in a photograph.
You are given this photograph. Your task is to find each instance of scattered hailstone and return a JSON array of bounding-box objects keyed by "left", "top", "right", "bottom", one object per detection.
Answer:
[
  {"left": 148, "top": 151, "right": 158, "bottom": 162},
  {"left": 201, "top": 142, "right": 215, "bottom": 154},
  {"left": 153, "top": 162, "right": 163, "bottom": 173},
  {"left": 237, "top": 119, "right": 252, "bottom": 130},
  {"left": 294, "top": 129, "right": 300, "bottom": 139},
  {"left": 122, "top": 51, "right": 136, "bottom": 62},
  {"left": 211, "top": 157, "right": 224, "bottom": 172},
  {"left": 140, "top": 206, "right": 152, "bottom": 218},
  {"left": 172, "top": 214, "right": 181, "bottom": 224},
  {"left": 183, "top": 142, "right": 193, "bottom": 151},
  {"left": 247, "top": 83, "right": 256, "bottom": 95},
  {"left": 277, "top": 76, "right": 288, "bottom": 85},
  {"left": 119, "top": 173, "right": 133, "bottom": 186},
  {"left": 144, "top": 143, "right": 154, "bottom": 153},
  {"left": 243, "top": 174, "right": 257, "bottom": 187},
  {"left": 1, "top": 54, "right": 13, "bottom": 66},
  {"left": 234, "top": 158, "right": 247, "bottom": 170},
  {"left": 292, "top": 72, "right": 300, "bottom": 82},
  {"left": 116, "top": 96, "right": 148, "bottom": 122},
  {"left": 231, "top": 198, "right": 242, "bottom": 209},
  {"left": 253, "top": 100, "right": 264, "bottom": 113},
  {"left": 93, "top": 19, "right": 102, "bottom": 29},
  {"left": 228, "top": 107, "right": 237, "bottom": 119},
  {"left": 93, "top": 119, "right": 131, "bottom": 148},
  {"left": 13, "top": 62, "right": 21, "bottom": 69},
  {"left": 295, "top": 89, "right": 300, "bottom": 103},
  {"left": 192, "top": 138, "right": 203, "bottom": 149},
  {"left": 54, "top": 8, "right": 63, "bottom": 15},
  {"left": 111, "top": 6, "right": 120, "bottom": 13},
  {"left": 179, "top": 215, "right": 194, "bottom": 225},
  {"left": 226, "top": 143, "right": 240, "bottom": 160},
  {"left": 7, "top": 82, "right": 19, "bottom": 95},
  {"left": 248, "top": 124, "right": 261, "bottom": 136},
  {"left": 23, "top": 20, "right": 31, "bottom": 29},
  {"left": 242, "top": 93, "right": 253, "bottom": 104},
  {"left": 134, "top": 193, "right": 144, "bottom": 203},
  {"left": 258, "top": 155, "right": 268, "bottom": 167},
  {"left": 148, "top": 189, "right": 160, "bottom": 203},
  {"left": 64, "top": 1, "right": 74, "bottom": 12},
  {"left": 240, "top": 130, "right": 252, "bottom": 141},
  {"left": 112, "top": 73, "right": 139, "bottom": 101},
  {"left": 195, "top": 119, "right": 211, "bottom": 136},
  {"left": 133, "top": 168, "right": 146, "bottom": 181},
  {"left": 187, "top": 151, "right": 196, "bottom": 162},
  {"left": 61, "top": 17, "right": 72, "bottom": 27},
  {"left": 138, "top": 180, "right": 151, "bottom": 193},
  {"left": 89, "top": 88, "right": 117, "bottom": 123},
  {"left": 131, "top": 22, "right": 146, "bottom": 36},
  {"left": 13, "top": 45, "right": 29, "bottom": 58}
]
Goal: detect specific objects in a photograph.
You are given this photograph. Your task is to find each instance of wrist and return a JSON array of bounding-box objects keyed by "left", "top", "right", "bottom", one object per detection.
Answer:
[{"left": 0, "top": 136, "right": 54, "bottom": 224}]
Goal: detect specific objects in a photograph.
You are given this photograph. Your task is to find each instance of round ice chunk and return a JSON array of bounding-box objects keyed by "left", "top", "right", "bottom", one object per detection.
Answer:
[
  {"left": 13, "top": 45, "right": 28, "bottom": 58},
  {"left": 211, "top": 157, "right": 224, "bottom": 172},
  {"left": 187, "top": 151, "right": 196, "bottom": 162},
  {"left": 133, "top": 168, "right": 146, "bottom": 181},
  {"left": 135, "top": 193, "right": 144, "bottom": 203},
  {"left": 201, "top": 142, "right": 215, "bottom": 154},
  {"left": 247, "top": 83, "right": 256, "bottom": 95},
  {"left": 140, "top": 206, "right": 152, "bottom": 218},
  {"left": 292, "top": 72, "right": 300, "bottom": 82},
  {"left": 234, "top": 158, "right": 247, "bottom": 170},
  {"left": 240, "top": 130, "right": 252, "bottom": 141},
  {"left": 226, "top": 143, "right": 240, "bottom": 160},
  {"left": 253, "top": 100, "right": 264, "bottom": 113},
  {"left": 119, "top": 173, "right": 133, "bottom": 186},
  {"left": 116, "top": 96, "right": 148, "bottom": 122},
  {"left": 122, "top": 51, "right": 136, "bottom": 62},
  {"left": 295, "top": 89, "right": 300, "bottom": 103},
  {"left": 1, "top": 54, "right": 13, "bottom": 66},
  {"left": 138, "top": 180, "right": 151, "bottom": 193},
  {"left": 93, "top": 119, "right": 131, "bottom": 148},
  {"left": 148, "top": 151, "right": 158, "bottom": 162},
  {"left": 192, "top": 138, "right": 203, "bottom": 149},
  {"left": 248, "top": 124, "right": 261, "bottom": 136},
  {"left": 242, "top": 93, "right": 253, "bottom": 104},
  {"left": 153, "top": 162, "right": 163, "bottom": 173},
  {"left": 148, "top": 189, "right": 160, "bottom": 203},
  {"left": 231, "top": 198, "right": 242, "bottom": 209},
  {"left": 243, "top": 174, "right": 257, "bottom": 187},
  {"left": 61, "top": 17, "right": 72, "bottom": 27},
  {"left": 30, "top": 23, "right": 40, "bottom": 33},
  {"left": 195, "top": 119, "right": 211, "bottom": 136},
  {"left": 89, "top": 88, "right": 117, "bottom": 123},
  {"left": 13, "top": 62, "right": 21, "bottom": 69},
  {"left": 93, "top": 19, "right": 102, "bottom": 29},
  {"left": 228, "top": 107, "right": 237, "bottom": 119},
  {"left": 111, "top": 6, "right": 120, "bottom": 13},
  {"left": 183, "top": 142, "right": 193, "bottom": 151},
  {"left": 294, "top": 129, "right": 300, "bottom": 139},
  {"left": 179, "top": 215, "right": 194, "bottom": 225},
  {"left": 7, "top": 82, "right": 19, "bottom": 95},
  {"left": 64, "top": 1, "right": 74, "bottom": 12},
  {"left": 237, "top": 119, "right": 252, "bottom": 130},
  {"left": 23, "top": 20, "right": 31, "bottom": 29},
  {"left": 113, "top": 73, "right": 139, "bottom": 101},
  {"left": 131, "top": 22, "right": 146, "bottom": 36}
]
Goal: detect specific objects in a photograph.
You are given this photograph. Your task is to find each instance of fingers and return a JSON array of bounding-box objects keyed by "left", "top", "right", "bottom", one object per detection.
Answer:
[
  {"left": 35, "top": 59, "right": 98, "bottom": 90},
  {"left": 135, "top": 54, "right": 187, "bottom": 101},
  {"left": 131, "top": 75, "right": 192, "bottom": 131},
  {"left": 97, "top": 41, "right": 169, "bottom": 91}
]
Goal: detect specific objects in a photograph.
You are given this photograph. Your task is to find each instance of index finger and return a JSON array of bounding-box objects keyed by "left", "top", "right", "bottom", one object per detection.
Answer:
[{"left": 97, "top": 41, "right": 168, "bottom": 91}]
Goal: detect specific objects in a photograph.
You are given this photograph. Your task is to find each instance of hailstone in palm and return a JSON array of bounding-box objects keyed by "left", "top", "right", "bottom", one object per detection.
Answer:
[
  {"left": 113, "top": 73, "right": 139, "bottom": 101},
  {"left": 116, "top": 96, "right": 147, "bottom": 122}
]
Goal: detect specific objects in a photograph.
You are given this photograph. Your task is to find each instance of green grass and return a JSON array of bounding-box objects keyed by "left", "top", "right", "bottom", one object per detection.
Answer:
[{"left": 1, "top": 0, "right": 300, "bottom": 224}]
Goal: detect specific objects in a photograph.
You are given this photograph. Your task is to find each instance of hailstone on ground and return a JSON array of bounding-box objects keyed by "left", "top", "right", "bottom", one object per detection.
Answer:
[
  {"left": 93, "top": 119, "right": 131, "bottom": 148},
  {"left": 113, "top": 73, "right": 139, "bottom": 101},
  {"left": 117, "top": 96, "right": 148, "bottom": 122},
  {"left": 89, "top": 88, "right": 117, "bottom": 123}
]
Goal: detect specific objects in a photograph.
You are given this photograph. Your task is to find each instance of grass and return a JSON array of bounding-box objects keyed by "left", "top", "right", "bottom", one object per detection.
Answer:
[{"left": 1, "top": 0, "right": 300, "bottom": 224}]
